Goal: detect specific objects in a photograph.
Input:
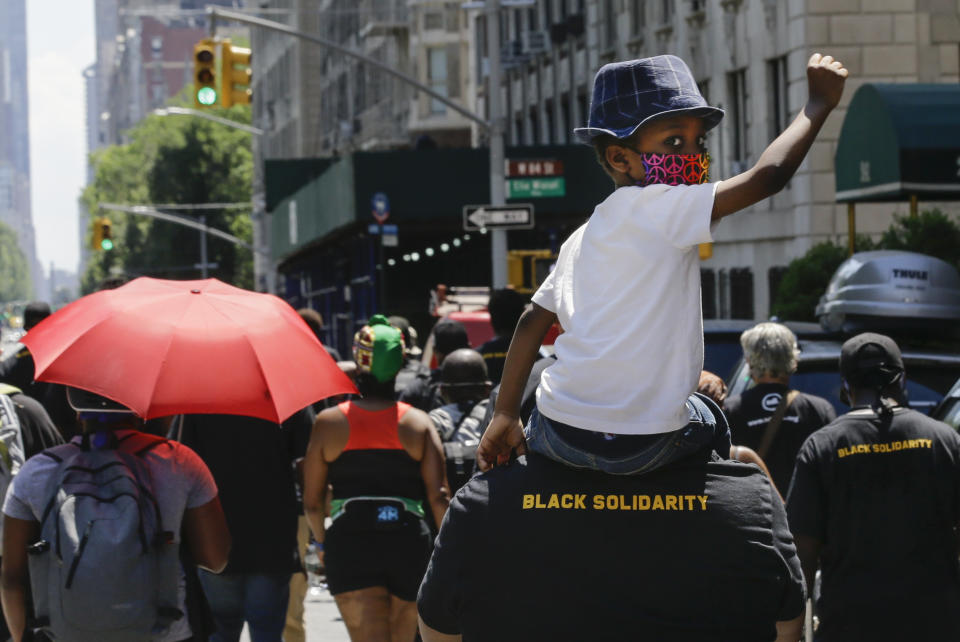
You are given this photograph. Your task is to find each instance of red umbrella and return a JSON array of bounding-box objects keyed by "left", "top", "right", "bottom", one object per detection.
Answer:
[{"left": 22, "top": 277, "right": 357, "bottom": 423}]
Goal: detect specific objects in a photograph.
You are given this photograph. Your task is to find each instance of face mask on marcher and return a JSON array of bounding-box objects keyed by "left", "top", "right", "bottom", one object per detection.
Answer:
[{"left": 636, "top": 153, "right": 710, "bottom": 187}]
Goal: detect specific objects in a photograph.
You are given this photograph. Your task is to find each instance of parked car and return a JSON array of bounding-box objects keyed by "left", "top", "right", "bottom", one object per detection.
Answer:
[
  {"left": 931, "top": 376, "right": 960, "bottom": 431},
  {"left": 726, "top": 337, "right": 960, "bottom": 416}
]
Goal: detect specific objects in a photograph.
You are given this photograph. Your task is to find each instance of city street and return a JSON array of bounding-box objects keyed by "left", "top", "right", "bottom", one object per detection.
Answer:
[{"left": 240, "top": 581, "right": 350, "bottom": 642}]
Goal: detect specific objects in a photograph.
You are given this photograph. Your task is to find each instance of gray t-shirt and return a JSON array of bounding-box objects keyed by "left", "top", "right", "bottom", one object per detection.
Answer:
[{"left": 2, "top": 430, "right": 218, "bottom": 642}]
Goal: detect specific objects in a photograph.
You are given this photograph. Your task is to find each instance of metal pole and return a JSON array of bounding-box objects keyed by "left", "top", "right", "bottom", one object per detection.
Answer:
[
  {"left": 153, "top": 107, "right": 264, "bottom": 136},
  {"left": 910, "top": 194, "right": 918, "bottom": 217},
  {"left": 847, "top": 203, "right": 856, "bottom": 256},
  {"left": 200, "top": 214, "right": 209, "bottom": 278},
  {"left": 378, "top": 224, "right": 386, "bottom": 312},
  {"left": 487, "top": 0, "right": 508, "bottom": 288}
]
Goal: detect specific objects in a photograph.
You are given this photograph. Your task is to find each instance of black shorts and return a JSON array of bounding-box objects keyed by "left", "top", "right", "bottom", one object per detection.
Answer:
[{"left": 324, "top": 512, "right": 432, "bottom": 601}]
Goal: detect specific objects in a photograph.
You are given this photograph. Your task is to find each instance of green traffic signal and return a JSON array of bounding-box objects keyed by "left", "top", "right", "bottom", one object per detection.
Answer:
[
  {"left": 101, "top": 238, "right": 114, "bottom": 251},
  {"left": 197, "top": 86, "right": 217, "bottom": 106}
]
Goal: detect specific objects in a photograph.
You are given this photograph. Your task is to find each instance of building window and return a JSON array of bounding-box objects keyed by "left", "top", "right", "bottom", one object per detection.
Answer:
[
  {"left": 727, "top": 68, "right": 749, "bottom": 174},
  {"left": 560, "top": 94, "right": 570, "bottom": 143},
  {"left": 425, "top": 11, "right": 444, "bottom": 30},
  {"left": 729, "top": 268, "right": 754, "bottom": 319},
  {"left": 529, "top": 106, "right": 540, "bottom": 144},
  {"left": 604, "top": 0, "right": 617, "bottom": 49},
  {"left": 768, "top": 266, "right": 787, "bottom": 313},
  {"left": 701, "top": 268, "right": 717, "bottom": 319},
  {"left": 445, "top": 3, "right": 460, "bottom": 31},
  {"left": 689, "top": 0, "right": 704, "bottom": 11},
  {"left": 515, "top": 116, "right": 525, "bottom": 145},
  {"left": 428, "top": 47, "right": 448, "bottom": 114},
  {"left": 661, "top": 0, "right": 674, "bottom": 23},
  {"left": 577, "top": 91, "right": 589, "bottom": 128},
  {"left": 767, "top": 55, "right": 789, "bottom": 138},
  {"left": 545, "top": 98, "right": 555, "bottom": 143},
  {"left": 631, "top": 0, "right": 645, "bottom": 35}
]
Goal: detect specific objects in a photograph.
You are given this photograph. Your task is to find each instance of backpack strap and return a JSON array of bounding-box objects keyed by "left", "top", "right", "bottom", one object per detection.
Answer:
[{"left": 757, "top": 390, "right": 799, "bottom": 460}]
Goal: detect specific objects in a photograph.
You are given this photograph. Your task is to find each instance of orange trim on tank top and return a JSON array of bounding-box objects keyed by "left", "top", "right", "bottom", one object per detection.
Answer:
[{"left": 338, "top": 401, "right": 412, "bottom": 451}]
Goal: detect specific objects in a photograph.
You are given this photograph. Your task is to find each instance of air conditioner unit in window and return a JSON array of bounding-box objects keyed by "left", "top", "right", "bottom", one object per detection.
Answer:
[{"left": 522, "top": 30, "right": 549, "bottom": 55}]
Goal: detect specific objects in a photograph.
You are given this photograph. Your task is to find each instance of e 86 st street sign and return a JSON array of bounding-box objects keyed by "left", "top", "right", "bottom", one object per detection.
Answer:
[{"left": 462, "top": 204, "right": 535, "bottom": 231}]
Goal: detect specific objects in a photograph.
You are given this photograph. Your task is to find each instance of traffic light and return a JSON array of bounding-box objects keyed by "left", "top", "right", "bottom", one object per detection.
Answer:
[
  {"left": 193, "top": 39, "right": 218, "bottom": 108},
  {"left": 220, "top": 39, "right": 252, "bottom": 108},
  {"left": 99, "top": 217, "right": 113, "bottom": 251},
  {"left": 91, "top": 219, "right": 103, "bottom": 251}
]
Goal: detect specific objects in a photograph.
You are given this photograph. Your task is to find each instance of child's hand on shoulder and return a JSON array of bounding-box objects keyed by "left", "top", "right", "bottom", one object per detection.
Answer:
[
  {"left": 477, "top": 412, "right": 526, "bottom": 471},
  {"left": 807, "top": 53, "right": 848, "bottom": 112}
]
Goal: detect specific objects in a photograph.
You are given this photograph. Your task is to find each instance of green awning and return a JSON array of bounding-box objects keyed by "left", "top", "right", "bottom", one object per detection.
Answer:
[{"left": 835, "top": 83, "right": 960, "bottom": 202}]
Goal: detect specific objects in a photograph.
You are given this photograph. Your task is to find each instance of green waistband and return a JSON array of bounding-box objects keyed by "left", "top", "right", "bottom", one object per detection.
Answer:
[{"left": 329, "top": 496, "right": 425, "bottom": 521}]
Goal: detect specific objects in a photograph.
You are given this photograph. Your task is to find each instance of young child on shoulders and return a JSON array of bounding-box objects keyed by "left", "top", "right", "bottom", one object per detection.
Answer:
[{"left": 477, "top": 53, "right": 848, "bottom": 473}]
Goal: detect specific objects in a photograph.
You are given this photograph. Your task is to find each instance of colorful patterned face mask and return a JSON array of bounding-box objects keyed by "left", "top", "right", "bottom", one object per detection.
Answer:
[{"left": 637, "top": 153, "right": 710, "bottom": 187}]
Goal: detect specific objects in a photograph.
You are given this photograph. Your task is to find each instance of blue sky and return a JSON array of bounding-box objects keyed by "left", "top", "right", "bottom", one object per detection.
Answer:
[{"left": 27, "top": 0, "right": 94, "bottom": 276}]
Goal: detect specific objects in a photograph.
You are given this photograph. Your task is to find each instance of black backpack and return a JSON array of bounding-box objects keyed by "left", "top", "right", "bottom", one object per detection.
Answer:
[{"left": 429, "top": 400, "right": 488, "bottom": 494}]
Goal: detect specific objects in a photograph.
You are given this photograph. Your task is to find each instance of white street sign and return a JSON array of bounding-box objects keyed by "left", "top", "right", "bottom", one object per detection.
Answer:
[{"left": 462, "top": 204, "right": 534, "bottom": 231}]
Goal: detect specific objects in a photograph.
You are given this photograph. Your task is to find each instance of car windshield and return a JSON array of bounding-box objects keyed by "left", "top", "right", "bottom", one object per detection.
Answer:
[{"left": 729, "top": 360, "right": 960, "bottom": 416}]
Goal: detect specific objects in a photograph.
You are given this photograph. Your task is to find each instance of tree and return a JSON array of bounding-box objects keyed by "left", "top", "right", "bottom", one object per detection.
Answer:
[
  {"left": 81, "top": 94, "right": 253, "bottom": 294},
  {"left": 0, "top": 222, "right": 31, "bottom": 301},
  {"left": 877, "top": 209, "right": 960, "bottom": 270}
]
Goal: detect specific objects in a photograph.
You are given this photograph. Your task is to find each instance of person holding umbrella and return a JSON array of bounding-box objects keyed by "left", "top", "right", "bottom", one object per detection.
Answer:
[{"left": 304, "top": 315, "right": 449, "bottom": 642}]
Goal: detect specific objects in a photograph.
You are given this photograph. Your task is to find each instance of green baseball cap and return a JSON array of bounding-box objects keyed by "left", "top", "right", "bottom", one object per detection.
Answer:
[{"left": 353, "top": 314, "right": 405, "bottom": 382}]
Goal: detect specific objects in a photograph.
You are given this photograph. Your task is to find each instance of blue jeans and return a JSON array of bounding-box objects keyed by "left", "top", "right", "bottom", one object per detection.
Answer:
[
  {"left": 525, "top": 393, "right": 730, "bottom": 475},
  {"left": 198, "top": 571, "right": 291, "bottom": 642}
]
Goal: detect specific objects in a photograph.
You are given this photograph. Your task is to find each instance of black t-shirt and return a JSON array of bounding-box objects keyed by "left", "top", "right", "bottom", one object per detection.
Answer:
[
  {"left": 787, "top": 407, "right": 960, "bottom": 640},
  {"left": 0, "top": 346, "right": 81, "bottom": 439},
  {"left": 477, "top": 335, "right": 511, "bottom": 386},
  {"left": 419, "top": 451, "right": 805, "bottom": 641},
  {"left": 178, "top": 409, "right": 313, "bottom": 574},
  {"left": 9, "top": 391, "right": 65, "bottom": 457},
  {"left": 724, "top": 383, "right": 836, "bottom": 492}
]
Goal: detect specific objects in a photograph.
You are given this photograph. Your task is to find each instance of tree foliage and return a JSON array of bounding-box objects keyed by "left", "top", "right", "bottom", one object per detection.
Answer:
[
  {"left": 81, "top": 96, "right": 253, "bottom": 294},
  {"left": 770, "top": 209, "right": 960, "bottom": 321},
  {"left": 0, "top": 221, "right": 31, "bottom": 301}
]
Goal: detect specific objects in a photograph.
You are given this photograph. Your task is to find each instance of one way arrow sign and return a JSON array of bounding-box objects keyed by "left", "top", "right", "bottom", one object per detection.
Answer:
[{"left": 462, "top": 204, "right": 535, "bottom": 231}]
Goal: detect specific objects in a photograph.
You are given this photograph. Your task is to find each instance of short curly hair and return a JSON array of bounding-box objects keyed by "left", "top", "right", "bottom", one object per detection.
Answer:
[{"left": 740, "top": 323, "right": 800, "bottom": 380}]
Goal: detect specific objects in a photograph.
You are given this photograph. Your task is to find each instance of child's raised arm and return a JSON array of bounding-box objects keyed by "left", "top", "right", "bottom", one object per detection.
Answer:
[
  {"left": 476, "top": 303, "right": 557, "bottom": 471},
  {"left": 712, "top": 53, "right": 848, "bottom": 220}
]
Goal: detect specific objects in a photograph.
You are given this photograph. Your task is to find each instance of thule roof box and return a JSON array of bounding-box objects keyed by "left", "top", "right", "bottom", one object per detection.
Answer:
[{"left": 816, "top": 251, "right": 960, "bottom": 335}]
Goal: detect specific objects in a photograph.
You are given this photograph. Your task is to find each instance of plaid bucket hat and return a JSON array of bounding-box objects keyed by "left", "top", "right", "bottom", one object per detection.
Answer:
[{"left": 573, "top": 55, "right": 724, "bottom": 145}]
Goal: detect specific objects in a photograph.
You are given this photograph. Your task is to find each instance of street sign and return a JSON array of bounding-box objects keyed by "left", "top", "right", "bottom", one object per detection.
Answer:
[
  {"left": 462, "top": 204, "right": 534, "bottom": 231},
  {"left": 506, "top": 177, "right": 566, "bottom": 198},
  {"left": 368, "top": 223, "right": 398, "bottom": 234},
  {"left": 506, "top": 159, "right": 564, "bottom": 177},
  {"left": 371, "top": 192, "right": 390, "bottom": 224}
]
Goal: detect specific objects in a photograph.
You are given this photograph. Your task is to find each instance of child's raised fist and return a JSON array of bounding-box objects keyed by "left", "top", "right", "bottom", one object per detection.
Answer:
[{"left": 807, "top": 53, "right": 848, "bottom": 111}]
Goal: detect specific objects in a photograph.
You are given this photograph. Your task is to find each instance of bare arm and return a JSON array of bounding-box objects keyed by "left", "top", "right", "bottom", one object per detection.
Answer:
[
  {"left": 419, "top": 616, "right": 463, "bottom": 642},
  {"left": 183, "top": 496, "right": 231, "bottom": 573},
  {"left": 417, "top": 416, "right": 451, "bottom": 526},
  {"left": 775, "top": 615, "right": 803, "bottom": 642},
  {"left": 1, "top": 516, "right": 39, "bottom": 642},
  {"left": 477, "top": 303, "right": 557, "bottom": 470},
  {"left": 303, "top": 417, "right": 332, "bottom": 547},
  {"left": 712, "top": 54, "right": 848, "bottom": 220}
]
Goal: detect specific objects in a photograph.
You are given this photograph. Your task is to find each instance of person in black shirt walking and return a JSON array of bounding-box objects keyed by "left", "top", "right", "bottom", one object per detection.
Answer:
[
  {"left": 419, "top": 429, "right": 805, "bottom": 641},
  {"left": 476, "top": 289, "right": 526, "bottom": 386},
  {"left": 724, "top": 322, "right": 835, "bottom": 494},
  {"left": 787, "top": 333, "right": 960, "bottom": 641}
]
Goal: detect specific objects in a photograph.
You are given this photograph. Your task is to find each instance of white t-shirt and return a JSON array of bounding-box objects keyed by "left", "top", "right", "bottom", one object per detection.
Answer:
[
  {"left": 531, "top": 182, "right": 718, "bottom": 435},
  {"left": 3, "top": 430, "right": 218, "bottom": 642}
]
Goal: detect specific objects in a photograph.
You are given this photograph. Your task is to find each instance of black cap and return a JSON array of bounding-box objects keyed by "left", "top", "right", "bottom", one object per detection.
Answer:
[
  {"left": 23, "top": 301, "right": 51, "bottom": 330},
  {"left": 433, "top": 319, "right": 469, "bottom": 356},
  {"left": 840, "top": 333, "right": 904, "bottom": 387}
]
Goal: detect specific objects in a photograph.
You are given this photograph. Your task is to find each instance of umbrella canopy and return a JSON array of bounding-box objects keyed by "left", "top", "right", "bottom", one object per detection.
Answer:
[{"left": 22, "top": 277, "right": 357, "bottom": 423}]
